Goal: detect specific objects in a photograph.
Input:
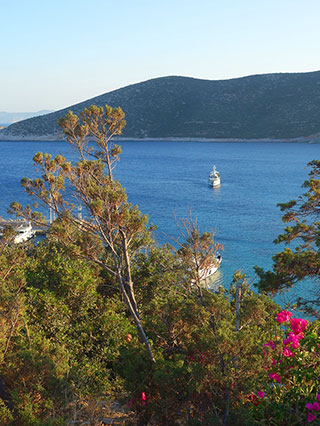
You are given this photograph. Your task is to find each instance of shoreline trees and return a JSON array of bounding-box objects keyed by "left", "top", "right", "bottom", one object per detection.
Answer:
[
  {"left": 12, "top": 105, "right": 157, "bottom": 363},
  {"left": 255, "top": 160, "right": 320, "bottom": 315}
]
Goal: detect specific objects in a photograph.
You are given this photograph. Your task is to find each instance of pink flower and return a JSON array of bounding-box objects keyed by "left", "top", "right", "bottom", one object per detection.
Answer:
[
  {"left": 307, "top": 412, "right": 316, "bottom": 422},
  {"left": 290, "top": 317, "right": 308, "bottom": 334},
  {"left": 139, "top": 392, "right": 147, "bottom": 406},
  {"left": 283, "top": 347, "right": 294, "bottom": 357},
  {"left": 307, "top": 401, "right": 320, "bottom": 411},
  {"left": 269, "top": 373, "right": 281, "bottom": 382},
  {"left": 276, "top": 311, "right": 293, "bottom": 323},
  {"left": 290, "top": 340, "right": 300, "bottom": 349},
  {"left": 257, "top": 391, "right": 265, "bottom": 398},
  {"left": 283, "top": 332, "right": 303, "bottom": 349},
  {"left": 317, "top": 394, "right": 320, "bottom": 402},
  {"left": 312, "top": 402, "right": 320, "bottom": 411},
  {"left": 264, "top": 340, "right": 276, "bottom": 350}
]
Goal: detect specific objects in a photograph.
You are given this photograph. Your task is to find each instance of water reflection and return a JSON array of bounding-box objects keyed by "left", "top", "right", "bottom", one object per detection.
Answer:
[{"left": 208, "top": 184, "right": 221, "bottom": 195}]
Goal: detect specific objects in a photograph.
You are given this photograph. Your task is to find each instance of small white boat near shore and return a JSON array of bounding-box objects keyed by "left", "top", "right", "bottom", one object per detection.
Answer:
[
  {"left": 208, "top": 165, "right": 221, "bottom": 187},
  {"left": 199, "top": 253, "right": 222, "bottom": 281},
  {"left": 14, "top": 222, "right": 35, "bottom": 244}
]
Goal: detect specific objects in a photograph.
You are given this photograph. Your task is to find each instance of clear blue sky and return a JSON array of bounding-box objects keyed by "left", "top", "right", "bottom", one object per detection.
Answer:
[{"left": 2, "top": 0, "right": 320, "bottom": 112}]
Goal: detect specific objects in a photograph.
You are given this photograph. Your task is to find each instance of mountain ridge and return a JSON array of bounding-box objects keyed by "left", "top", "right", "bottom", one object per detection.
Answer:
[{"left": 2, "top": 72, "right": 320, "bottom": 140}]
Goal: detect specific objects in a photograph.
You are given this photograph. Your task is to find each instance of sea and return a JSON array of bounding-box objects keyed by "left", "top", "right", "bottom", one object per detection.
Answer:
[{"left": 0, "top": 139, "right": 319, "bottom": 307}]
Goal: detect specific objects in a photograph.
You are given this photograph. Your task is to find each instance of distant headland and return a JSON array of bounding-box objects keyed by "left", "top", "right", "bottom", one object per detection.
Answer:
[{"left": 1, "top": 71, "right": 320, "bottom": 142}]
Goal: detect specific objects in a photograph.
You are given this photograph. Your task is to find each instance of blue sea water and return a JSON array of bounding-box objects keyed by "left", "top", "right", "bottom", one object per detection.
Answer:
[{"left": 0, "top": 140, "right": 319, "bottom": 303}]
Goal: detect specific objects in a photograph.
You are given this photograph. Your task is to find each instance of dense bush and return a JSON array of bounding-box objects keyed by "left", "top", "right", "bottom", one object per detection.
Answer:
[
  {"left": 0, "top": 239, "right": 133, "bottom": 424},
  {"left": 117, "top": 262, "right": 281, "bottom": 425},
  {"left": 0, "top": 236, "right": 284, "bottom": 425}
]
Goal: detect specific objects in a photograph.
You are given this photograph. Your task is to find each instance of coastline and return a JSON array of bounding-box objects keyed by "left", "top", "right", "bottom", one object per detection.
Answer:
[{"left": 0, "top": 134, "right": 319, "bottom": 143}]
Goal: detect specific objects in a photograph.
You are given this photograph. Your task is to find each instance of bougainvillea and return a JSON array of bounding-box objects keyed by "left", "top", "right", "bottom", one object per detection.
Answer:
[{"left": 249, "top": 311, "right": 320, "bottom": 424}]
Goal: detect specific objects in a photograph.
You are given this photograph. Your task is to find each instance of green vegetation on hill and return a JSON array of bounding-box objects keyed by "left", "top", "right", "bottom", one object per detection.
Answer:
[{"left": 2, "top": 71, "right": 320, "bottom": 140}]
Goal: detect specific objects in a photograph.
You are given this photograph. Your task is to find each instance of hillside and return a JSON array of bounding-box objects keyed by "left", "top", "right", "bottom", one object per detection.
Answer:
[{"left": 2, "top": 72, "right": 320, "bottom": 140}]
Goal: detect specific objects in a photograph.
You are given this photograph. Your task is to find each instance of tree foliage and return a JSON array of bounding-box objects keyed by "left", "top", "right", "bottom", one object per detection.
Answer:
[
  {"left": 170, "top": 212, "right": 224, "bottom": 303},
  {"left": 11, "top": 104, "right": 156, "bottom": 362},
  {"left": 255, "top": 160, "right": 320, "bottom": 314}
]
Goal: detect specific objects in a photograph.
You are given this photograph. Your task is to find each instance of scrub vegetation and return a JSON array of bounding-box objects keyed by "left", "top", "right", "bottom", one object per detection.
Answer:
[{"left": 1, "top": 106, "right": 320, "bottom": 425}]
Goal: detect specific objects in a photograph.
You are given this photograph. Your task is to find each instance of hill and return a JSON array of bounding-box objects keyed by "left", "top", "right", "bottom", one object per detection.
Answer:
[{"left": 1, "top": 72, "right": 320, "bottom": 140}]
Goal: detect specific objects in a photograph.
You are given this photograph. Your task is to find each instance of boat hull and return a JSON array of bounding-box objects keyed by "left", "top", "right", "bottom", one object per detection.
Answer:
[
  {"left": 208, "top": 178, "right": 221, "bottom": 187},
  {"left": 13, "top": 223, "right": 35, "bottom": 244},
  {"left": 199, "top": 255, "right": 222, "bottom": 281}
]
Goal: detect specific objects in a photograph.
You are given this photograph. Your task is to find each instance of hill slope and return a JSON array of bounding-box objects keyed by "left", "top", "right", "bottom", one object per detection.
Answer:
[{"left": 2, "top": 72, "right": 320, "bottom": 140}]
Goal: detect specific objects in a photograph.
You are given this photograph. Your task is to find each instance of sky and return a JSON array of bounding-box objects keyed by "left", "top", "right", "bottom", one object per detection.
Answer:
[{"left": 2, "top": 0, "right": 320, "bottom": 112}]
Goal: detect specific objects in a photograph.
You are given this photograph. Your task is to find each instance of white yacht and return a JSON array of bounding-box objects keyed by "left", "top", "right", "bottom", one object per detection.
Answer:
[
  {"left": 14, "top": 222, "right": 35, "bottom": 244},
  {"left": 199, "top": 253, "right": 222, "bottom": 281},
  {"left": 208, "top": 165, "right": 221, "bottom": 187}
]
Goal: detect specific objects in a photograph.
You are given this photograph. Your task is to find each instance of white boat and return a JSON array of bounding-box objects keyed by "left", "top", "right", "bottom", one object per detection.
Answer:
[
  {"left": 208, "top": 165, "right": 221, "bottom": 187},
  {"left": 199, "top": 253, "right": 222, "bottom": 281},
  {"left": 14, "top": 222, "right": 35, "bottom": 244}
]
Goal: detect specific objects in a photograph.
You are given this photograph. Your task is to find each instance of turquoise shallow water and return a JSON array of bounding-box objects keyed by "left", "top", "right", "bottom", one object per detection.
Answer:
[{"left": 0, "top": 140, "right": 319, "bottom": 303}]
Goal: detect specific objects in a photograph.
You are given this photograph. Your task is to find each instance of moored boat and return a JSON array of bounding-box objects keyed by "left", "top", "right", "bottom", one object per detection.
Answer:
[
  {"left": 208, "top": 165, "right": 221, "bottom": 187},
  {"left": 199, "top": 253, "right": 222, "bottom": 281},
  {"left": 14, "top": 222, "right": 35, "bottom": 244}
]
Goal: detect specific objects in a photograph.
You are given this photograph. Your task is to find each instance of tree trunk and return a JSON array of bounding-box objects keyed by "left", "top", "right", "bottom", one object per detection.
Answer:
[
  {"left": 235, "top": 280, "right": 242, "bottom": 332},
  {"left": 117, "top": 273, "right": 155, "bottom": 363},
  {"left": 117, "top": 230, "right": 156, "bottom": 361}
]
